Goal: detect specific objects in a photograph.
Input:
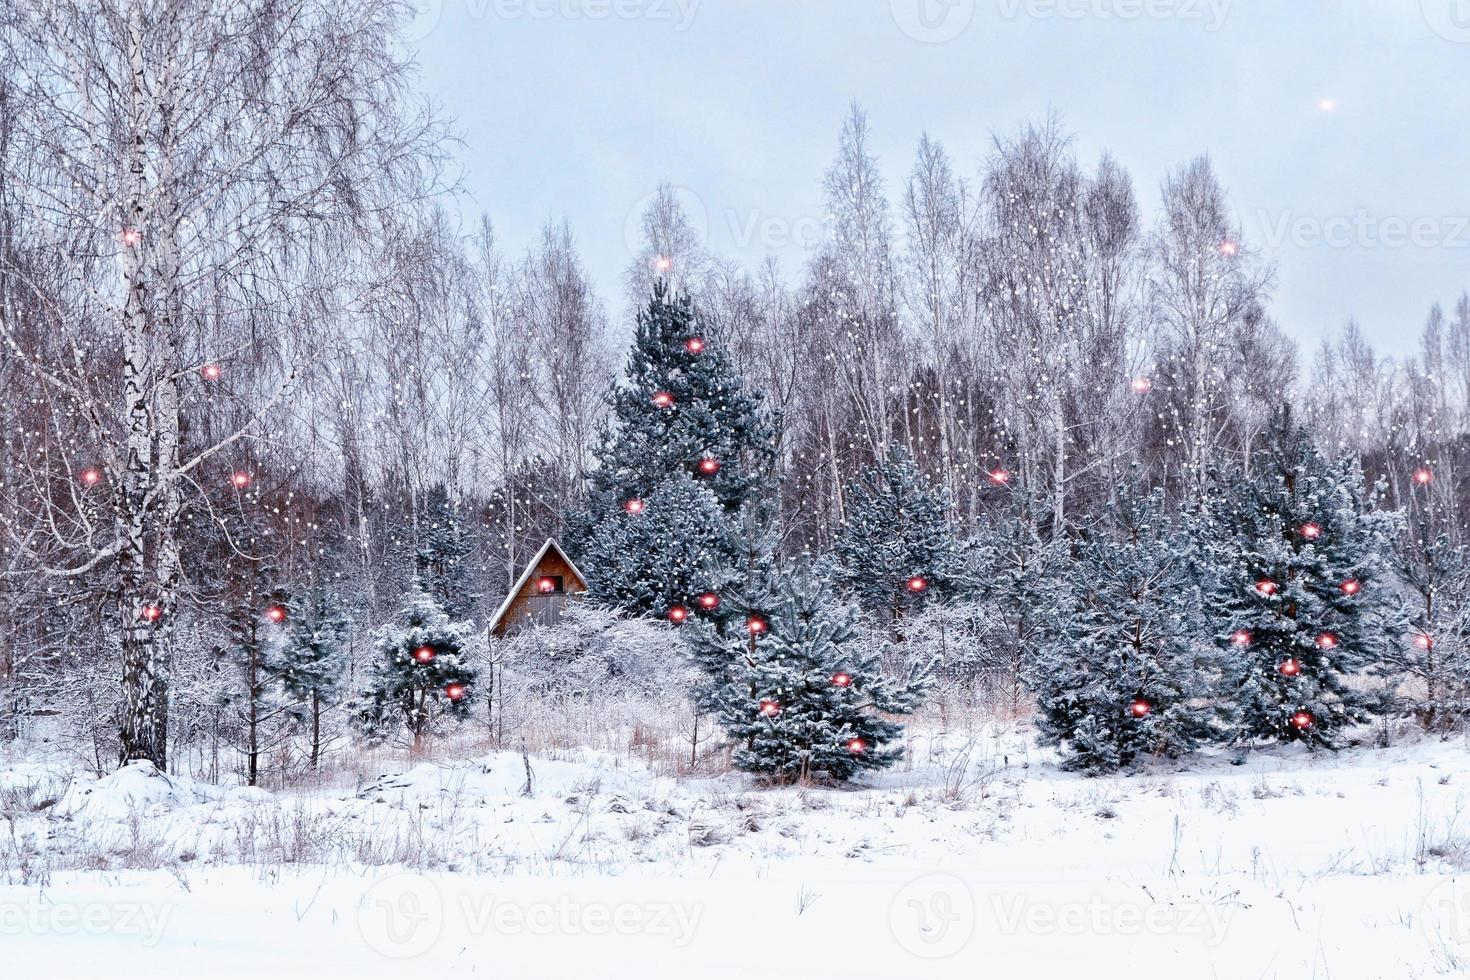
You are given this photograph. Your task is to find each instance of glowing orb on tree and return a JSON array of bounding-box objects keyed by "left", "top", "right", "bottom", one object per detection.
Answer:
[
  {"left": 746, "top": 616, "right": 768, "bottom": 635},
  {"left": 1414, "top": 633, "right": 1434, "bottom": 650},
  {"left": 231, "top": 471, "right": 252, "bottom": 489},
  {"left": 445, "top": 683, "right": 467, "bottom": 702},
  {"left": 685, "top": 337, "right": 705, "bottom": 354},
  {"left": 1340, "top": 579, "right": 1361, "bottom": 596},
  {"left": 265, "top": 605, "right": 287, "bottom": 624},
  {"left": 758, "top": 699, "right": 780, "bottom": 718},
  {"left": 413, "top": 646, "right": 435, "bottom": 664},
  {"left": 653, "top": 255, "right": 672, "bottom": 273},
  {"left": 696, "top": 592, "right": 719, "bottom": 610},
  {"left": 906, "top": 576, "right": 928, "bottom": 594},
  {"left": 1315, "top": 632, "right": 1338, "bottom": 650},
  {"left": 846, "top": 738, "right": 867, "bottom": 755},
  {"left": 1230, "top": 629, "right": 1252, "bottom": 647},
  {"left": 651, "top": 391, "right": 675, "bottom": 409},
  {"left": 831, "top": 672, "right": 853, "bottom": 688},
  {"left": 1256, "top": 578, "right": 1279, "bottom": 596},
  {"left": 1218, "top": 240, "right": 1239, "bottom": 257},
  {"left": 1414, "top": 468, "right": 1434, "bottom": 486},
  {"left": 1131, "top": 377, "right": 1151, "bottom": 394},
  {"left": 1299, "top": 522, "right": 1321, "bottom": 540},
  {"left": 80, "top": 468, "right": 102, "bottom": 486},
  {"left": 200, "top": 363, "right": 222, "bottom": 381},
  {"left": 120, "top": 228, "right": 142, "bottom": 247},
  {"left": 623, "top": 498, "right": 645, "bottom": 515},
  {"left": 1277, "top": 658, "right": 1301, "bottom": 677},
  {"left": 988, "top": 468, "right": 1012, "bottom": 485},
  {"left": 141, "top": 603, "right": 163, "bottom": 623},
  {"left": 697, "top": 457, "right": 721, "bottom": 476},
  {"left": 1290, "top": 710, "right": 1313, "bottom": 730},
  {"left": 667, "top": 605, "right": 689, "bottom": 624},
  {"left": 1129, "top": 699, "right": 1152, "bottom": 718}
]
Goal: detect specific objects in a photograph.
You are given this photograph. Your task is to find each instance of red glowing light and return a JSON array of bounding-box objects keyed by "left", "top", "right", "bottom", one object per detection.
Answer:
[
  {"left": 1218, "top": 240, "right": 1238, "bottom": 257},
  {"left": 759, "top": 699, "right": 781, "bottom": 718},
  {"left": 1340, "top": 579, "right": 1361, "bottom": 596},
  {"left": 847, "top": 738, "right": 867, "bottom": 755},
  {"left": 445, "top": 683, "right": 467, "bottom": 702},
  {"left": 653, "top": 255, "right": 672, "bottom": 273},
  {"left": 1256, "top": 578, "right": 1279, "bottom": 596},
  {"left": 140, "top": 603, "right": 163, "bottom": 623},
  {"left": 1300, "top": 522, "right": 1321, "bottom": 541},
  {"left": 1131, "top": 377, "right": 1152, "bottom": 394},
  {"left": 697, "top": 457, "right": 721, "bottom": 476},
  {"left": 1277, "top": 658, "right": 1301, "bottom": 677},
  {"left": 746, "top": 616, "right": 768, "bottom": 635},
  {"left": 1414, "top": 468, "right": 1434, "bottom": 486},
  {"left": 906, "top": 576, "right": 929, "bottom": 594},
  {"left": 667, "top": 605, "right": 689, "bottom": 624},
  {"left": 652, "top": 391, "right": 675, "bottom": 408},
  {"left": 230, "top": 471, "right": 251, "bottom": 489},
  {"left": 831, "top": 672, "right": 853, "bottom": 688},
  {"left": 1290, "top": 711, "right": 1313, "bottom": 730},
  {"left": 200, "top": 363, "right": 222, "bottom": 381},
  {"left": 413, "top": 645, "right": 435, "bottom": 664},
  {"left": 989, "top": 468, "right": 1012, "bottom": 485},
  {"left": 1315, "top": 632, "right": 1338, "bottom": 650},
  {"left": 1129, "top": 699, "right": 1152, "bottom": 718},
  {"left": 696, "top": 592, "right": 719, "bottom": 610},
  {"left": 536, "top": 577, "right": 556, "bottom": 594},
  {"left": 685, "top": 337, "right": 705, "bottom": 354},
  {"left": 120, "top": 228, "right": 142, "bottom": 247},
  {"left": 1415, "top": 633, "right": 1434, "bottom": 650},
  {"left": 624, "top": 498, "right": 645, "bottom": 515},
  {"left": 80, "top": 467, "right": 102, "bottom": 486},
  {"left": 1230, "top": 629, "right": 1252, "bottom": 647},
  {"left": 265, "top": 605, "right": 286, "bottom": 624}
]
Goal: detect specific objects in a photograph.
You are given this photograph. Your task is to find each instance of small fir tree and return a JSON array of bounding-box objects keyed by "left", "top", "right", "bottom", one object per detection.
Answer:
[
  {"left": 1031, "top": 479, "right": 1220, "bottom": 773},
  {"left": 277, "top": 583, "right": 352, "bottom": 768},
  {"left": 357, "top": 585, "right": 478, "bottom": 754},
  {"left": 1201, "top": 410, "right": 1404, "bottom": 748},
  {"left": 1386, "top": 520, "right": 1470, "bottom": 731},
  {"left": 833, "top": 444, "right": 960, "bottom": 630},
  {"left": 416, "top": 484, "right": 478, "bottom": 620},
  {"left": 685, "top": 562, "right": 930, "bottom": 782}
]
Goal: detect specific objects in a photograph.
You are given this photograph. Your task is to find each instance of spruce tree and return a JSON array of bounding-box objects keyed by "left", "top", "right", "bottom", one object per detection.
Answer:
[
  {"left": 416, "top": 484, "right": 477, "bottom": 621},
  {"left": 685, "top": 561, "right": 930, "bottom": 782},
  {"left": 833, "top": 444, "right": 960, "bottom": 628},
  {"left": 573, "top": 282, "right": 775, "bottom": 614},
  {"left": 1386, "top": 519, "right": 1470, "bottom": 731},
  {"left": 1032, "top": 479, "right": 1220, "bottom": 773},
  {"left": 357, "top": 585, "right": 478, "bottom": 754},
  {"left": 278, "top": 583, "right": 352, "bottom": 768},
  {"left": 1201, "top": 411, "right": 1404, "bottom": 749}
]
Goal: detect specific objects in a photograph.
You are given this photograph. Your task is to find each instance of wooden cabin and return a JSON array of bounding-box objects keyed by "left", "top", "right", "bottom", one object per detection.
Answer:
[{"left": 488, "top": 538, "right": 588, "bottom": 637}]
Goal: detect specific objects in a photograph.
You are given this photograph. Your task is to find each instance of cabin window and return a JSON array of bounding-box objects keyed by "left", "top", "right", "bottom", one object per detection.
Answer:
[{"left": 535, "top": 575, "right": 564, "bottom": 594}]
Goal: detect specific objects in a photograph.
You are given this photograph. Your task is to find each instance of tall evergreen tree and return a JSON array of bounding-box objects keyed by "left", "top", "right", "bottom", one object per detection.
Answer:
[
  {"left": 574, "top": 282, "right": 775, "bottom": 615},
  {"left": 416, "top": 484, "right": 478, "bottom": 621},
  {"left": 685, "top": 561, "right": 930, "bottom": 782},
  {"left": 1201, "top": 411, "right": 1404, "bottom": 748},
  {"left": 357, "top": 585, "right": 478, "bottom": 754},
  {"left": 1032, "top": 479, "right": 1220, "bottom": 773},
  {"left": 278, "top": 583, "right": 352, "bottom": 768},
  {"left": 1386, "top": 517, "right": 1470, "bottom": 731},
  {"left": 833, "top": 444, "right": 960, "bottom": 628}
]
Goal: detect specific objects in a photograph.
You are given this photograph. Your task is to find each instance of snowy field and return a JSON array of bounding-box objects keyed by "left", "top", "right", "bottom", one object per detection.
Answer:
[{"left": 4, "top": 729, "right": 1470, "bottom": 979}]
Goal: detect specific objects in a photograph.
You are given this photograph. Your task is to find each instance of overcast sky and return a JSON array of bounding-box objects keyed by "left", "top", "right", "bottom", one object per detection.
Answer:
[{"left": 408, "top": 0, "right": 1469, "bottom": 356}]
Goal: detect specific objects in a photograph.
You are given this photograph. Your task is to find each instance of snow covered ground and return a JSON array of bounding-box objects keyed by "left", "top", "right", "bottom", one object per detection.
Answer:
[{"left": 4, "top": 728, "right": 1470, "bottom": 978}]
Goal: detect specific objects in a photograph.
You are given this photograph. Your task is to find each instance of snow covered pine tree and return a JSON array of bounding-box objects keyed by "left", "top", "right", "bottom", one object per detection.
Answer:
[
  {"left": 357, "top": 585, "right": 478, "bottom": 754},
  {"left": 685, "top": 562, "right": 930, "bottom": 782},
  {"left": 576, "top": 282, "right": 774, "bottom": 617},
  {"left": 277, "top": 583, "right": 352, "bottom": 768},
  {"left": 1032, "top": 478, "right": 1221, "bottom": 773},
  {"left": 416, "top": 484, "right": 478, "bottom": 620},
  {"left": 1202, "top": 411, "right": 1404, "bottom": 749},
  {"left": 833, "top": 444, "right": 960, "bottom": 633}
]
